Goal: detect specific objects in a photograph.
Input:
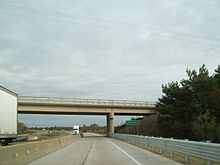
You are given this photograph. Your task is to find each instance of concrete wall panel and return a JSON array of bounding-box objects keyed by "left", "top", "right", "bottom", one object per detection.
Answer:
[{"left": 0, "top": 135, "right": 80, "bottom": 165}]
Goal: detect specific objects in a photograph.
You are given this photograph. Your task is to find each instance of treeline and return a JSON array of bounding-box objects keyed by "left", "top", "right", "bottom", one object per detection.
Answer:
[
  {"left": 157, "top": 65, "right": 220, "bottom": 142},
  {"left": 18, "top": 122, "right": 27, "bottom": 134},
  {"left": 28, "top": 126, "right": 73, "bottom": 131},
  {"left": 28, "top": 124, "right": 107, "bottom": 134},
  {"left": 82, "top": 124, "right": 106, "bottom": 134}
]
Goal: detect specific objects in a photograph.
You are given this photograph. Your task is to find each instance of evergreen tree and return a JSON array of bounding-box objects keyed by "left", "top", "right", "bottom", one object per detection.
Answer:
[{"left": 157, "top": 65, "right": 220, "bottom": 141}]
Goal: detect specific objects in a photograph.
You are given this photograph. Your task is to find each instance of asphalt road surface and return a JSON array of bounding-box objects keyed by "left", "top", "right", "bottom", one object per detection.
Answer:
[{"left": 29, "top": 133, "right": 183, "bottom": 165}]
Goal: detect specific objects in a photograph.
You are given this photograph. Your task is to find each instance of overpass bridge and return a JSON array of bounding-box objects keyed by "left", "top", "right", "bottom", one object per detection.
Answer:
[{"left": 18, "top": 96, "right": 156, "bottom": 136}]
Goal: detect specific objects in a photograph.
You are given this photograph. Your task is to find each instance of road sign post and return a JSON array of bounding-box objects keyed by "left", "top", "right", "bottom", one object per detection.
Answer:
[{"left": 126, "top": 120, "right": 140, "bottom": 135}]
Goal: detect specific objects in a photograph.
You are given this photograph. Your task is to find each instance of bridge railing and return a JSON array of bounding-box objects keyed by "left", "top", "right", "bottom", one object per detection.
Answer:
[
  {"left": 18, "top": 96, "right": 156, "bottom": 108},
  {"left": 113, "top": 134, "right": 220, "bottom": 165}
]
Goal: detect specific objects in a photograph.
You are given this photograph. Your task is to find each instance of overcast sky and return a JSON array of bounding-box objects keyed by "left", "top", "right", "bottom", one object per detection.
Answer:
[{"left": 1, "top": 0, "right": 220, "bottom": 127}]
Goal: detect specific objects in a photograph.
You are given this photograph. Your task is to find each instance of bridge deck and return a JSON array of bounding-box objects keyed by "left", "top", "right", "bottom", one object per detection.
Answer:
[{"left": 18, "top": 96, "right": 156, "bottom": 109}]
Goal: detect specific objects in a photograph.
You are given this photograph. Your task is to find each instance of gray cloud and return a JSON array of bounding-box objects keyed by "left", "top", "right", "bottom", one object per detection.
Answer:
[{"left": 0, "top": 0, "right": 220, "bottom": 126}]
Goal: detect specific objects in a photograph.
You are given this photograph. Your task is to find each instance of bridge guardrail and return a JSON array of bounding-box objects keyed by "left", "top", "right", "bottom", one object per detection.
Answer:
[
  {"left": 113, "top": 134, "right": 220, "bottom": 165},
  {"left": 18, "top": 96, "right": 156, "bottom": 108}
]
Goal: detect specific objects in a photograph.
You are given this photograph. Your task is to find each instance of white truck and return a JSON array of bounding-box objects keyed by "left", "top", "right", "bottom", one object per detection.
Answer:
[
  {"left": 0, "top": 86, "right": 17, "bottom": 146},
  {"left": 72, "top": 125, "right": 80, "bottom": 135}
]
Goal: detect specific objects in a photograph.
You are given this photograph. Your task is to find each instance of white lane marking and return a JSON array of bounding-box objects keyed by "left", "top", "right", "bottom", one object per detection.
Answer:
[{"left": 109, "top": 140, "right": 142, "bottom": 165}]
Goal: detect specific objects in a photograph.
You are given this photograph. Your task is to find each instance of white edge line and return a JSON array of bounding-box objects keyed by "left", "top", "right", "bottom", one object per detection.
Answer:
[{"left": 109, "top": 140, "right": 142, "bottom": 165}]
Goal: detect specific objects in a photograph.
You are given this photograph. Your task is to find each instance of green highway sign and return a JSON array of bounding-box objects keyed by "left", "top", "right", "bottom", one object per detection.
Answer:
[{"left": 126, "top": 120, "right": 140, "bottom": 125}]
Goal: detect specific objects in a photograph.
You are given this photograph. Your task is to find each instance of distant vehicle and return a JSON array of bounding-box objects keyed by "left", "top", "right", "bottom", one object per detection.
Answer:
[
  {"left": 72, "top": 125, "right": 80, "bottom": 134},
  {"left": 0, "top": 86, "right": 17, "bottom": 146}
]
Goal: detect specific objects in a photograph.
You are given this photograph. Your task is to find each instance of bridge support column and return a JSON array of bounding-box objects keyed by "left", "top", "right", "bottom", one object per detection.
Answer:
[{"left": 107, "top": 112, "right": 114, "bottom": 137}]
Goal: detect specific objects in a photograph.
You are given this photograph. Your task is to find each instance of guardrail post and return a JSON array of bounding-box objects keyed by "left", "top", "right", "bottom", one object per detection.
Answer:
[
  {"left": 170, "top": 150, "right": 174, "bottom": 158},
  {"left": 185, "top": 154, "right": 189, "bottom": 163},
  {"left": 206, "top": 141, "right": 211, "bottom": 165},
  {"left": 170, "top": 138, "right": 174, "bottom": 158},
  {"left": 159, "top": 137, "right": 163, "bottom": 155},
  {"left": 142, "top": 137, "right": 145, "bottom": 148},
  {"left": 206, "top": 160, "right": 211, "bottom": 165},
  {"left": 160, "top": 148, "right": 163, "bottom": 155},
  {"left": 135, "top": 135, "right": 138, "bottom": 145},
  {"left": 184, "top": 139, "right": 189, "bottom": 163},
  {"left": 145, "top": 136, "right": 148, "bottom": 149}
]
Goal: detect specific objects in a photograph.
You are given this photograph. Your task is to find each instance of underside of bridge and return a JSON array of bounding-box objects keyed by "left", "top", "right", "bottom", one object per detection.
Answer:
[{"left": 18, "top": 100, "right": 156, "bottom": 136}]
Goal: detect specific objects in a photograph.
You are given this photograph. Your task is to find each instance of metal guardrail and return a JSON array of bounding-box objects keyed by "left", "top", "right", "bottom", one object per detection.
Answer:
[
  {"left": 18, "top": 96, "right": 156, "bottom": 108},
  {"left": 113, "top": 134, "right": 220, "bottom": 165}
]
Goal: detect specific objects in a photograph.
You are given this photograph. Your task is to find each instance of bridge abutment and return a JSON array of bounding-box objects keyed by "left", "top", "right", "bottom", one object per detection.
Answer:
[{"left": 107, "top": 112, "right": 114, "bottom": 137}]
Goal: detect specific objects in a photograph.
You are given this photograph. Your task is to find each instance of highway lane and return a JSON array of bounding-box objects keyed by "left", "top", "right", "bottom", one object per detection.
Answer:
[{"left": 29, "top": 133, "right": 183, "bottom": 165}]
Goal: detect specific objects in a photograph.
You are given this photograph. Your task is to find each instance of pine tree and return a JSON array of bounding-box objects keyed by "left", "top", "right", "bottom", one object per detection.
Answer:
[{"left": 157, "top": 65, "right": 220, "bottom": 141}]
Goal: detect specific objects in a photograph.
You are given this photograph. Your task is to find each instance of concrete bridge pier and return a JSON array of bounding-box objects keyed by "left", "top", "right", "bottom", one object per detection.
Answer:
[{"left": 107, "top": 112, "right": 114, "bottom": 137}]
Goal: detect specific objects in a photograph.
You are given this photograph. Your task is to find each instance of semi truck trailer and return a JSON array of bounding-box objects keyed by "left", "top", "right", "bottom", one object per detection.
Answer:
[
  {"left": 72, "top": 125, "right": 80, "bottom": 134},
  {"left": 0, "top": 86, "right": 17, "bottom": 146}
]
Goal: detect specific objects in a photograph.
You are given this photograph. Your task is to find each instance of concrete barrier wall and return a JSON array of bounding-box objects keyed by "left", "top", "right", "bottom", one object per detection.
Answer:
[{"left": 0, "top": 135, "right": 80, "bottom": 165}]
